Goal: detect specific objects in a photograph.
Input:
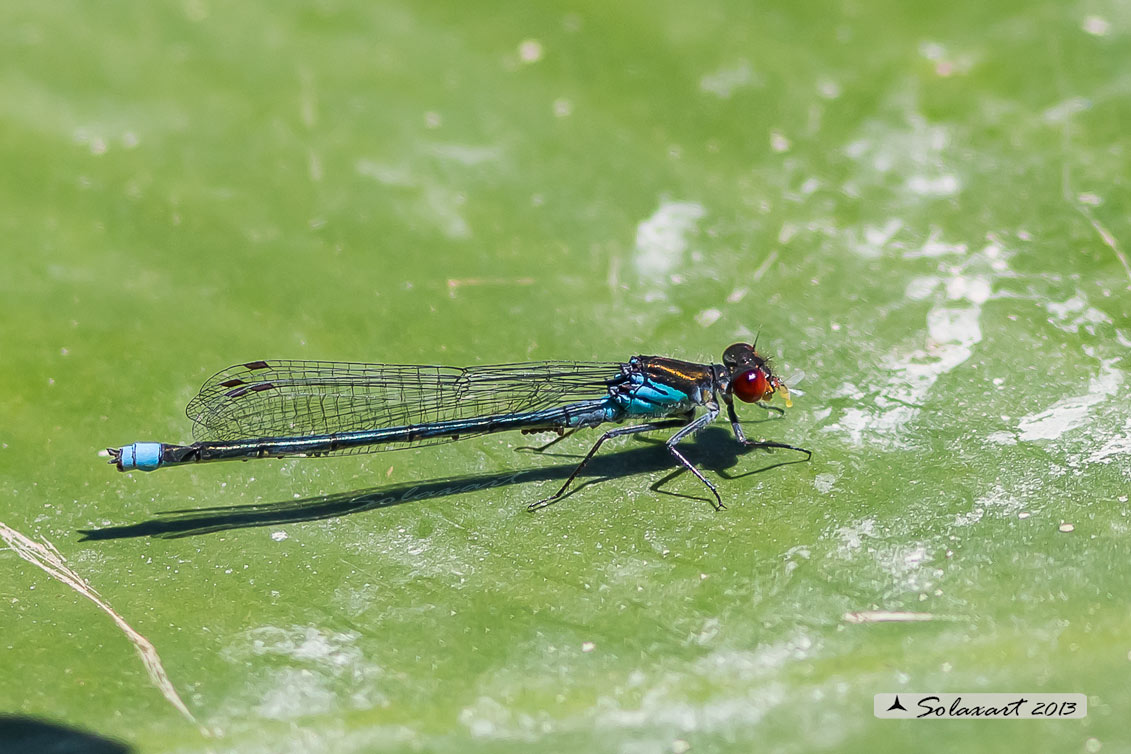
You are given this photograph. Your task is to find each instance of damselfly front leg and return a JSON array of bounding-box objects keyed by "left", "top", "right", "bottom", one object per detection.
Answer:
[{"left": 724, "top": 396, "right": 812, "bottom": 459}]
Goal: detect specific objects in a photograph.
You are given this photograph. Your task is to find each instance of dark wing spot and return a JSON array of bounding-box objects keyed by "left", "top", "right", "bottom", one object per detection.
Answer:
[
  {"left": 243, "top": 360, "right": 270, "bottom": 370},
  {"left": 251, "top": 382, "right": 276, "bottom": 392},
  {"left": 220, "top": 379, "right": 245, "bottom": 388}
]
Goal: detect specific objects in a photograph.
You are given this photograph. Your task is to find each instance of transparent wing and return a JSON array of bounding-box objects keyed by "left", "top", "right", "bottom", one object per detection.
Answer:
[{"left": 186, "top": 359, "right": 625, "bottom": 448}]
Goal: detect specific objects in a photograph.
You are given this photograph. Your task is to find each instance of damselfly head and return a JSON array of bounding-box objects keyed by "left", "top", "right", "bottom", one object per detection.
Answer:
[{"left": 722, "top": 342, "right": 793, "bottom": 408}]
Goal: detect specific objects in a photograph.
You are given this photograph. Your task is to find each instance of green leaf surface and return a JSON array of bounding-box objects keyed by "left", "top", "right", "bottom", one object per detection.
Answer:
[{"left": 2, "top": 1, "right": 1129, "bottom": 752}]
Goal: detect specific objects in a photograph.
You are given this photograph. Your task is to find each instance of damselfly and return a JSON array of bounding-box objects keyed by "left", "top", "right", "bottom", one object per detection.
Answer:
[{"left": 108, "top": 343, "right": 810, "bottom": 510}]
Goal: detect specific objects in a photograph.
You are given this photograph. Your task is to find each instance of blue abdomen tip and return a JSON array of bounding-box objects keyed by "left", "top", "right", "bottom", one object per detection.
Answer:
[{"left": 119, "top": 442, "right": 163, "bottom": 471}]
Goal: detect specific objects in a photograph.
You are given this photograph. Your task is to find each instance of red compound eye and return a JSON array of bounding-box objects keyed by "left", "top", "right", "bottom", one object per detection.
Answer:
[{"left": 732, "top": 368, "right": 770, "bottom": 403}]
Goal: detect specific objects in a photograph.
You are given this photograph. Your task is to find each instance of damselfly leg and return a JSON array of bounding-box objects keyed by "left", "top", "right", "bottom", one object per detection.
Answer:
[
  {"left": 658, "top": 406, "right": 727, "bottom": 510},
  {"left": 528, "top": 407, "right": 733, "bottom": 512},
  {"left": 528, "top": 419, "right": 688, "bottom": 511},
  {"left": 516, "top": 428, "right": 581, "bottom": 454},
  {"left": 724, "top": 398, "right": 812, "bottom": 459}
]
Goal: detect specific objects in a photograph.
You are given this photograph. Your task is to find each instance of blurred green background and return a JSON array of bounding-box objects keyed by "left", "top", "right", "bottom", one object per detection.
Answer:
[{"left": 2, "top": 0, "right": 1130, "bottom": 752}]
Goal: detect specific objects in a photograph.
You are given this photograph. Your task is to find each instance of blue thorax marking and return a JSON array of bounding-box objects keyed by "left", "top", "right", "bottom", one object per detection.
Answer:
[{"left": 609, "top": 368, "right": 696, "bottom": 418}]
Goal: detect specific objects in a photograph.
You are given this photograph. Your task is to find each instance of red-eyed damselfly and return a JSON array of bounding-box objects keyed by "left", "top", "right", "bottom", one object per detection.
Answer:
[{"left": 108, "top": 343, "right": 810, "bottom": 510}]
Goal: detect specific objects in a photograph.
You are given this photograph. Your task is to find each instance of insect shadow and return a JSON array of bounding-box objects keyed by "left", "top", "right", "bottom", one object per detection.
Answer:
[{"left": 80, "top": 426, "right": 807, "bottom": 541}]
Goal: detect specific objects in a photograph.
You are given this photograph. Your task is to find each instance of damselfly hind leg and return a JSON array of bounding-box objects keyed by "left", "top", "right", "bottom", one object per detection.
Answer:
[
  {"left": 528, "top": 420, "right": 686, "bottom": 511},
  {"left": 516, "top": 428, "right": 580, "bottom": 454}
]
